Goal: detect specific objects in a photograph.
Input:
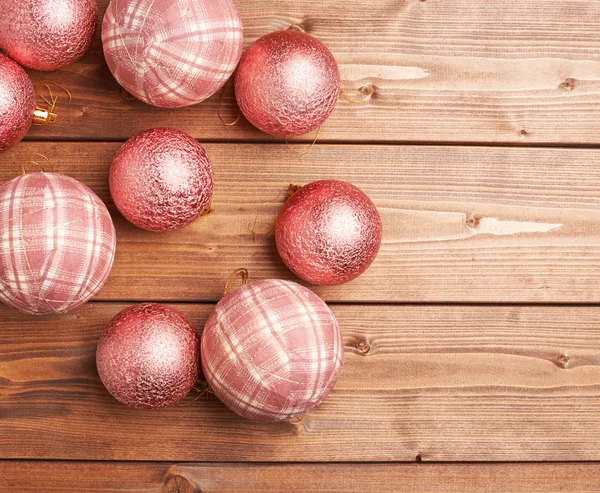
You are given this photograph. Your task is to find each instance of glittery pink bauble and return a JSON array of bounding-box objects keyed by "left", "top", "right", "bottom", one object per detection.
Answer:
[
  {"left": 276, "top": 180, "right": 382, "bottom": 286},
  {"left": 202, "top": 279, "right": 344, "bottom": 422},
  {"left": 102, "top": 0, "right": 243, "bottom": 108},
  {"left": 0, "top": 55, "right": 35, "bottom": 152},
  {"left": 0, "top": 173, "right": 116, "bottom": 315},
  {"left": 109, "top": 128, "right": 214, "bottom": 232},
  {"left": 235, "top": 30, "right": 340, "bottom": 136},
  {"left": 0, "top": 0, "right": 97, "bottom": 71},
  {"left": 97, "top": 303, "right": 200, "bottom": 409}
]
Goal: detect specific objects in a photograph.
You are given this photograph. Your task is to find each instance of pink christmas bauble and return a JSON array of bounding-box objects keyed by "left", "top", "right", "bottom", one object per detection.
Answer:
[
  {"left": 102, "top": 0, "right": 243, "bottom": 108},
  {"left": 201, "top": 279, "right": 344, "bottom": 422},
  {"left": 0, "top": 173, "right": 116, "bottom": 315},
  {"left": 97, "top": 303, "right": 200, "bottom": 409},
  {"left": 109, "top": 127, "right": 214, "bottom": 232},
  {"left": 235, "top": 30, "right": 340, "bottom": 136},
  {"left": 276, "top": 180, "right": 382, "bottom": 286},
  {"left": 0, "top": 55, "right": 36, "bottom": 151},
  {"left": 0, "top": 0, "right": 97, "bottom": 71}
]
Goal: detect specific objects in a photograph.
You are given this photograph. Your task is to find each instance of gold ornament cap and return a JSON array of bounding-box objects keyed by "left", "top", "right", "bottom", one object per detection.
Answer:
[{"left": 33, "top": 106, "right": 57, "bottom": 125}]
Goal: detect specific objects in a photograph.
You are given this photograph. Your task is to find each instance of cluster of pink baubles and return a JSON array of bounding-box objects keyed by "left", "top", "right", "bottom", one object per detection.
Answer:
[
  {"left": 0, "top": 0, "right": 340, "bottom": 151},
  {"left": 0, "top": 0, "right": 383, "bottom": 421}
]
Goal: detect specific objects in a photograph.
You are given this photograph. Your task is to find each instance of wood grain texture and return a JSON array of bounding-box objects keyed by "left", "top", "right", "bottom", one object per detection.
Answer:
[
  {"left": 2, "top": 461, "right": 600, "bottom": 492},
  {"left": 2, "top": 142, "right": 600, "bottom": 303},
  {"left": 22, "top": 0, "right": 600, "bottom": 144},
  {"left": 2, "top": 302, "right": 600, "bottom": 461}
]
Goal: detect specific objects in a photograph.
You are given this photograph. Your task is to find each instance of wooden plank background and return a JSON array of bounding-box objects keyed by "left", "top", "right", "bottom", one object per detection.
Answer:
[
  {"left": 3, "top": 142, "right": 600, "bottom": 303},
  {"left": 23, "top": 0, "right": 600, "bottom": 144},
  {"left": 3, "top": 303, "right": 600, "bottom": 462},
  {"left": 2, "top": 0, "right": 600, "bottom": 490},
  {"left": 3, "top": 462, "right": 600, "bottom": 492}
]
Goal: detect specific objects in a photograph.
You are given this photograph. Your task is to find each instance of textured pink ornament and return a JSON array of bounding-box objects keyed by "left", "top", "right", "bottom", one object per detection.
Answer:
[
  {"left": 235, "top": 29, "right": 340, "bottom": 136},
  {"left": 0, "top": 0, "right": 97, "bottom": 71},
  {"left": 102, "top": 0, "right": 243, "bottom": 108},
  {"left": 0, "top": 173, "right": 116, "bottom": 315},
  {"left": 202, "top": 279, "right": 344, "bottom": 422},
  {"left": 276, "top": 180, "right": 382, "bottom": 286},
  {"left": 109, "top": 127, "right": 214, "bottom": 232},
  {"left": 0, "top": 55, "right": 36, "bottom": 152},
  {"left": 97, "top": 303, "right": 200, "bottom": 409}
]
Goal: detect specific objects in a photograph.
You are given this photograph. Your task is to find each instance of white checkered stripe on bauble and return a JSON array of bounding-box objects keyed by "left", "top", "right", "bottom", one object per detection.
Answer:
[
  {"left": 201, "top": 279, "right": 344, "bottom": 422},
  {"left": 102, "top": 0, "right": 243, "bottom": 108},
  {"left": 0, "top": 173, "right": 116, "bottom": 315}
]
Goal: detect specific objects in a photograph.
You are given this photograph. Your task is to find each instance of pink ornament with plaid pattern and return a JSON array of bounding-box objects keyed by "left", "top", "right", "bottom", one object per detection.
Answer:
[
  {"left": 0, "top": 173, "right": 116, "bottom": 315},
  {"left": 102, "top": 0, "right": 243, "bottom": 108},
  {"left": 201, "top": 279, "right": 344, "bottom": 422}
]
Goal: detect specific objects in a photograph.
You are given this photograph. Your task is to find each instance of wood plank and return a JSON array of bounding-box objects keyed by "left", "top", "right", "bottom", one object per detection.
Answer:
[
  {"left": 3, "top": 142, "right": 600, "bottom": 303},
  {"left": 2, "top": 462, "right": 600, "bottom": 492},
  {"left": 2, "top": 303, "right": 600, "bottom": 461},
  {"left": 21, "top": 0, "right": 600, "bottom": 144}
]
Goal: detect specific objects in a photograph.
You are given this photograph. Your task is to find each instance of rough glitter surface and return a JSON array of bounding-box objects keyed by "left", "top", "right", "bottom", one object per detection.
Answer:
[
  {"left": 201, "top": 279, "right": 344, "bottom": 422},
  {"left": 276, "top": 180, "right": 382, "bottom": 286},
  {"left": 0, "top": 173, "right": 116, "bottom": 315},
  {"left": 96, "top": 303, "right": 201, "bottom": 409},
  {"left": 102, "top": 0, "right": 243, "bottom": 108},
  {"left": 109, "top": 127, "right": 214, "bottom": 232},
  {"left": 0, "top": 55, "right": 35, "bottom": 152},
  {"left": 0, "top": 0, "right": 97, "bottom": 71},
  {"left": 235, "top": 29, "right": 341, "bottom": 136}
]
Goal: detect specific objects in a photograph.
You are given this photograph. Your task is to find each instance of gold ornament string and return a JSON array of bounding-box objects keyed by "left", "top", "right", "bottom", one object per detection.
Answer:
[
  {"left": 285, "top": 127, "right": 321, "bottom": 156},
  {"left": 339, "top": 88, "right": 367, "bottom": 105},
  {"left": 248, "top": 184, "right": 303, "bottom": 240},
  {"left": 223, "top": 268, "right": 249, "bottom": 297},
  {"left": 21, "top": 153, "right": 53, "bottom": 175},
  {"left": 176, "top": 379, "right": 214, "bottom": 407},
  {"left": 178, "top": 267, "right": 250, "bottom": 407},
  {"left": 218, "top": 78, "right": 241, "bottom": 126},
  {"left": 33, "top": 81, "right": 72, "bottom": 125}
]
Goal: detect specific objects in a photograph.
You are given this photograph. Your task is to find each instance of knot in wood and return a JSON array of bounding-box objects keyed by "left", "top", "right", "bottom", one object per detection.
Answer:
[
  {"left": 356, "top": 341, "right": 371, "bottom": 354},
  {"left": 359, "top": 85, "right": 375, "bottom": 97},
  {"left": 559, "top": 78, "right": 576, "bottom": 90},
  {"left": 164, "top": 475, "right": 199, "bottom": 493}
]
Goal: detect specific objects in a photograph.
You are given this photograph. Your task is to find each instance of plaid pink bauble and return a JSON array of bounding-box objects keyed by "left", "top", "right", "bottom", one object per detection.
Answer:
[
  {"left": 0, "top": 173, "right": 116, "bottom": 315},
  {"left": 201, "top": 279, "right": 344, "bottom": 422},
  {"left": 102, "top": 0, "right": 243, "bottom": 108}
]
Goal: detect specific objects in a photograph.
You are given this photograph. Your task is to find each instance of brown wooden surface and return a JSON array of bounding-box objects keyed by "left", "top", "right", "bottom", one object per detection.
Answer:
[
  {"left": 2, "top": 462, "right": 600, "bottom": 492},
  {"left": 4, "top": 142, "right": 600, "bottom": 303},
  {"left": 2, "top": 302, "right": 600, "bottom": 462},
  {"left": 3, "top": 0, "right": 600, "bottom": 488},
  {"left": 21, "top": 0, "right": 600, "bottom": 144}
]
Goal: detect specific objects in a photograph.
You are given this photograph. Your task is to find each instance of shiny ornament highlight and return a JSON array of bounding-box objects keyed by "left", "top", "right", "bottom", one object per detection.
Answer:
[
  {"left": 202, "top": 279, "right": 344, "bottom": 422},
  {"left": 97, "top": 303, "right": 200, "bottom": 409},
  {"left": 235, "top": 29, "right": 340, "bottom": 136},
  {"left": 0, "top": 55, "right": 36, "bottom": 151},
  {"left": 109, "top": 127, "right": 214, "bottom": 232},
  {"left": 276, "top": 180, "right": 382, "bottom": 286},
  {"left": 0, "top": 0, "right": 98, "bottom": 71},
  {"left": 102, "top": 0, "right": 243, "bottom": 108},
  {"left": 0, "top": 173, "right": 116, "bottom": 315}
]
